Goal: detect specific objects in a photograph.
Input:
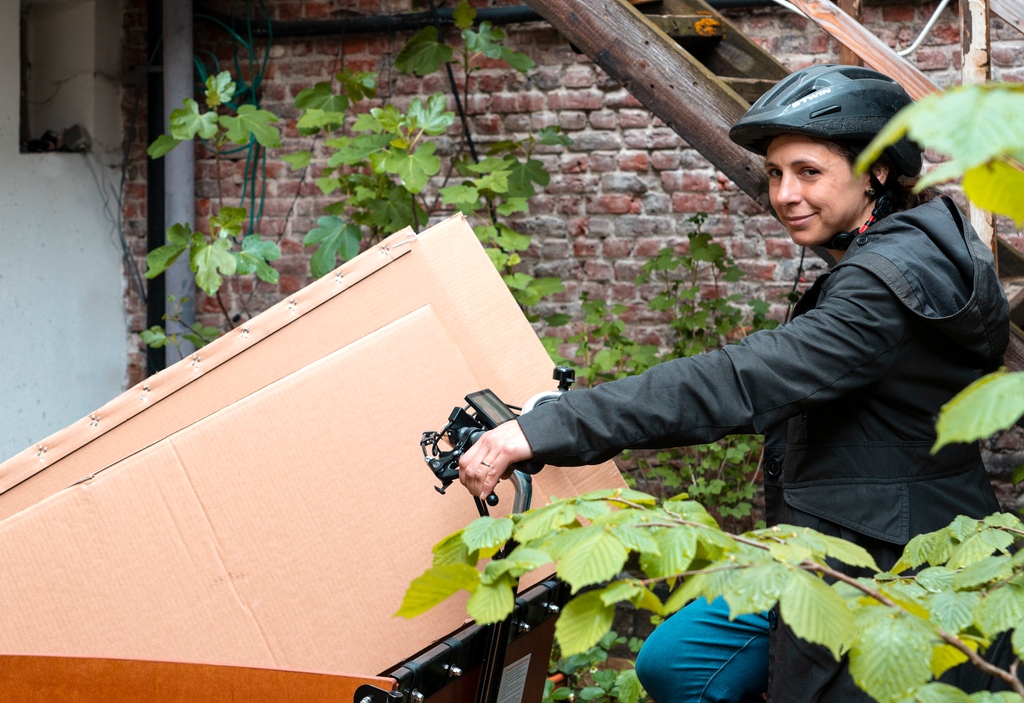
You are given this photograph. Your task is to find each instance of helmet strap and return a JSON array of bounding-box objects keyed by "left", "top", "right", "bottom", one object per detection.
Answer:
[{"left": 828, "top": 177, "right": 894, "bottom": 250}]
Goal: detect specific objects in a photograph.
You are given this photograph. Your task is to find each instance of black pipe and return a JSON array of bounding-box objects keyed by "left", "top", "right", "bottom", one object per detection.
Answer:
[
  {"left": 146, "top": 0, "right": 166, "bottom": 374},
  {"left": 195, "top": 1, "right": 777, "bottom": 39}
]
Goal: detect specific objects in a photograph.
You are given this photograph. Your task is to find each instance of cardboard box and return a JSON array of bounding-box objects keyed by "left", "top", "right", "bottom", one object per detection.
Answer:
[{"left": 0, "top": 214, "right": 625, "bottom": 697}]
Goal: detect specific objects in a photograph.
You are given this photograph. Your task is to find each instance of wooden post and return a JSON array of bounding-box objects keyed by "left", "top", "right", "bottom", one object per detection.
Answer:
[
  {"left": 961, "top": 0, "right": 997, "bottom": 253},
  {"left": 838, "top": 0, "right": 863, "bottom": 65}
]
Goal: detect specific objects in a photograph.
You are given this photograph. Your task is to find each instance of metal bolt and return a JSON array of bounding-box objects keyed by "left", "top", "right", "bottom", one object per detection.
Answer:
[
  {"left": 444, "top": 664, "right": 463, "bottom": 677},
  {"left": 411, "top": 691, "right": 425, "bottom": 702},
  {"left": 518, "top": 621, "right": 531, "bottom": 633},
  {"left": 546, "top": 602, "right": 561, "bottom": 614},
  {"left": 359, "top": 697, "right": 373, "bottom": 703}
]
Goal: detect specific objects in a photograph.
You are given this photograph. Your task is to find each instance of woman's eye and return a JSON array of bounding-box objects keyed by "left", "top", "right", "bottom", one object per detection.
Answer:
[
  {"left": 766, "top": 168, "right": 781, "bottom": 178},
  {"left": 801, "top": 168, "right": 819, "bottom": 177}
]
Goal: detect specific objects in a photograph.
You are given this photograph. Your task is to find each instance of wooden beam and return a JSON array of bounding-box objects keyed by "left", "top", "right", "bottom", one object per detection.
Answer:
[
  {"left": 961, "top": 0, "right": 997, "bottom": 251},
  {"left": 523, "top": 0, "right": 771, "bottom": 208},
  {"left": 786, "top": 0, "right": 940, "bottom": 99},
  {"left": 837, "top": 0, "right": 863, "bottom": 65},
  {"left": 991, "top": 0, "right": 1024, "bottom": 31}
]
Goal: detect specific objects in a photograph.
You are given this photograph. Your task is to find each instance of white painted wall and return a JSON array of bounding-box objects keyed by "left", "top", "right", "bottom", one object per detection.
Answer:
[{"left": 0, "top": 0, "right": 127, "bottom": 462}]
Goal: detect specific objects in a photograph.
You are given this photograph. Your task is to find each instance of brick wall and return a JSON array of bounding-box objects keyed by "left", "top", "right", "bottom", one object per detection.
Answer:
[{"left": 120, "top": 0, "right": 1024, "bottom": 489}]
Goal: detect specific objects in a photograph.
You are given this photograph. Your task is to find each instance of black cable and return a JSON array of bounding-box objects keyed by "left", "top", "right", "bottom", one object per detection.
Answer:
[{"left": 785, "top": 246, "right": 806, "bottom": 323}]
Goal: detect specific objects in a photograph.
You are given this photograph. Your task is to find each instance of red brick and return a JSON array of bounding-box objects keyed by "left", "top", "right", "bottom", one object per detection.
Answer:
[
  {"left": 603, "top": 238, "right": 633, "bottom": 258},
  {"left": 583, "top": 261, "right": 614, "bottom": 280},
  {"left": 589, "top": 193, "right": 637, "bottom": 214},
  {"left": 564, "top": 66, "right": 596, "bottom": 88},
  {"left": 617, "top": 151, "right": 649, "bottom": 171},
  {"left": 651, "top": 152, "right": 681, "bottom": 171},
  {"left": 738, "top": 261, "right": 777, "bottom": 281},
  {"left": 672, "top": 193, "right": 720, "bottom": 213},
  {"left": 765, "top": 238, "right": 796, "bottom": 259},
  {"left": 574, "top": 239, "right": 601, "bottom": 256},
  {"left": 882, "top": 5, "right": 917, "bottom": 22},
  {"left": 547, "top": 90, "right": 606, "bottom": 111}
]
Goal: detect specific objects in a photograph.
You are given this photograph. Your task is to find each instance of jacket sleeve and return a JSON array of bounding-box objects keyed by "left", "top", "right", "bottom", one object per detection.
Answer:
[{"left": 518, "top": 265, "right": 909, "bottom": 466}]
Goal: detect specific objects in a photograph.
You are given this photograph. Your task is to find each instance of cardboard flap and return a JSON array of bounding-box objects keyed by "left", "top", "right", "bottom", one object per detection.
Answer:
[{"left": 0, "top": 214, "right": 625, "bottom": 676}]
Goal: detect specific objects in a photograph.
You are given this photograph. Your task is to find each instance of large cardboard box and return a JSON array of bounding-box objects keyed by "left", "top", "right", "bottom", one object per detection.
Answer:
[{"left": 0, "top": 215, "right": 625, "bottom": 700}]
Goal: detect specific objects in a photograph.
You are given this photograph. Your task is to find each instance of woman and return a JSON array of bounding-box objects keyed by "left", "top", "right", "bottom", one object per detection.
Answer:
[{"left": 459, "top": 65, "right": 1010, "bottom": 701}]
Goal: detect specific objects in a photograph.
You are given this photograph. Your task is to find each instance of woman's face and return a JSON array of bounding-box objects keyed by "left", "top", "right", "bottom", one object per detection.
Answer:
[{"left": 765, "top": 134, "right": 877, "bottom": 250}]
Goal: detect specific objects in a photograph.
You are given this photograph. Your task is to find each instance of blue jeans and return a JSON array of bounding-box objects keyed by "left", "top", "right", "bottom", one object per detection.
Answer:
[{"left": 635, "top": 596, "right": 769, "bottom": 703}]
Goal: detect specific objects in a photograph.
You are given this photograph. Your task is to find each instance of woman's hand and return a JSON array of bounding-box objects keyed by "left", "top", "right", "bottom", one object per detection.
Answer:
[{"left": 458, "top": 420, "right": 534, "bottom": 500}]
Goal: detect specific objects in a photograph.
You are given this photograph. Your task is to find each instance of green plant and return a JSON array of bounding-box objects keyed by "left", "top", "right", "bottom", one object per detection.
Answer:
[
  {"left": 400, "top": 491, "right": 1024, "bottom": 703},
  {"left": 546, "top": 214, "right": 778, "bottom": 529},
  {"left": 145, "top": 1, "right": 565, "bottom": 343},
  {"left": 544, "top": 630, "right": 650, "bottom": 703}
]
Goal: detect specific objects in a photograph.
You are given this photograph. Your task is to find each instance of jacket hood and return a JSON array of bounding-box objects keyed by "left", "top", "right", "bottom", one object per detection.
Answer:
[{"left": 835, "top": 197, "right": 1009, "bottom": 365}]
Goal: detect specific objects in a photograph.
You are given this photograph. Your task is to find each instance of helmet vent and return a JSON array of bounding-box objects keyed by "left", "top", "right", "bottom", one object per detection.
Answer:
[{"left": 810, "top": 105, "right": 841, "bottom": 119}]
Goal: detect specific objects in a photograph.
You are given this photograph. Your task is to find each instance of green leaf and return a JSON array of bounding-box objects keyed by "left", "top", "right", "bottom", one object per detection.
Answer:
[
  {"left": 506, "top": 158, "right": 550, "bottom": 198},
  {"left": 906, "top": 681, "right": 973, "bottom": 703},
  {"left": 496, "top": 197, "right": 529, "bottom": 216},
  {"left": 639, "top": 526, "right": 697, "bottom": 579},
  {"left": 147, "top": 134, "right": 181, "bottom": 159},
  {"left": 219, "top": 104, "right": 282, "bottom": 148},
  {"left": 895, "top": 529, "right": 955, "bottom": 573},
  {"left": 395, "top": 564, "right": 479, "bottom": 618},
  {"left": 407, "top": 94, "right": 455, "bottom": 135},
  {"left": 499, "top": 46, "right": 535, "bottom": 72},
  {"left": 934, "top": 370, "right": 1024, "bottom": 452},
  {"left": 723, "top": 562, "right": 793, "bottom": 616},
  {"left": 205, "top": 71, "right": 236, "bottom": 108},
  {"left": 296, "top": 108, "right": 349, "bottom": 135},
  {"left": 464, "top": 21, "right": 505, "bottom": 59},
  {"left": 190, "top": 237, "right": 237, "bottom": 295},
  {"left": 440, "top": 184, "right": 481, "bottom": 207},
  {"left": 395, "top": 26, "right": 453, "bottom": 76},
  {"left": 295, "top": 81, "right": 350, "bottom": 112},
  {"left": 432, "top": 529, "right": 477, "bottom": 567},
  {"left": 1012, "top": 619, "right": 1024, "bottom": 660},
  {"left": 963, "top": 159, "right": 1024, "bottom": 226},
  {"left": 816, "top": 533, "right": 879, "bottom": 572},
  {"left": 462, "top": 516, "right": 514, "bottom": 552},
  {"left": 453, "top": 0, "right": 476, "bottom": 30},
  {"left": 170, "top": 98, "right": 219, "bottom": 141},
  {"left": 233, "top": 235, "right": 281, "bottom": 284},
  {"left": 337, "top": 68, "right": 377, "bottom": 102},
  {"left": 927, "top": 589, "right": 980, "bottom": 633},
  {"left": 948, "top": 531, "right": 1008, "bottom": 570},
  {"left": 303, "top": 216, "right": 362, "bottom": 278},
  {"left": 145, "top": 222, "right": 192, "bottom": 278},
  {"left": 557, "top": 526, "right": 629, "bottom": 592},
  {"left": 537, "top": 126, "right": 573, "bottom": 147},
  {"left": 467, "top": 572, "right": 515, "bottom": 624},
  {"left": 974, "top": 582, "right": 1024, "bottom": 638},
  {"left": 210, "top": 206, "right": 248, "bottom": 239},
  {"left": 614, "top": 669, "right": 644, "bottom": 703},
  {"left": 140, "top": 326, "right": 168, "bottom": 348},
  {"left": 328, "top": 133, "right": 394, "bottom": 167},
  {"left": 281, "top": 151, "right": 312, "bottom": 170},
  {"left": 849, "top": 606, "right": 936, "bottom": 703},
  {"left": 780, "top": 570, "right": 854, "bottom": 659},
  {"left": 384, "top": 142, "right": 440, "bottom": 193},
  {"left": 930, "top": 644, "right": 971, "bottom": 681},
  {"left": 953, "top": 555, "right": 1013, "bottom": 590},
  {"left": 555, "top": 591, "right": 615, "bottom": 657},
  {"left": 514, "top": 501, "right": 579, "bottom": 543},
  {"left": 609, "top": 524, "right": 661, "bottom": 556}
]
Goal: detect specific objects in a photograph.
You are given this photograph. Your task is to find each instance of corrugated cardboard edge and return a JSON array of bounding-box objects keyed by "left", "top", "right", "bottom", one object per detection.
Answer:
[{"left": 0, "top": 227, "right": 419, "bottom": 493}]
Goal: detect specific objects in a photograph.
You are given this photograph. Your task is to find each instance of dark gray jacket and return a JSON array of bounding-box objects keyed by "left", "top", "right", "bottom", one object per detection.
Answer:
[{"left": 518, "top": 197, "right": 1010, "bottom": 701}]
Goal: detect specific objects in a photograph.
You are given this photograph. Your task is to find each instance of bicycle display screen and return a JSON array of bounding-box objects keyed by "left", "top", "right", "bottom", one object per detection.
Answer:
[{"left": 465, "top": 389, "right": 517, "bottom": 429}]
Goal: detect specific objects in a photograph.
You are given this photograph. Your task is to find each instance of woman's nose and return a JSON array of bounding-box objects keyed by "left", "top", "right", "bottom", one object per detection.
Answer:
[{"left": 774, "top": 174, "right": 800, "bottom": 205}]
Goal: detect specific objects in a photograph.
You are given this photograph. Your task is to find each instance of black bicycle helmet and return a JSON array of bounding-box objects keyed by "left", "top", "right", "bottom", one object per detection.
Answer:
[{"left": 729, "top": 64, "right": 922, "bottom": 178}]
